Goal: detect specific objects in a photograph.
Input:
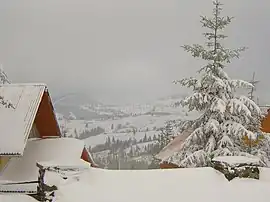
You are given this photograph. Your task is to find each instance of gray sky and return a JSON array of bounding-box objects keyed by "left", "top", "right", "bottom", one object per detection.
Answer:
[{"left": 0, "top": 0, "right": 269, "bottom": 104}]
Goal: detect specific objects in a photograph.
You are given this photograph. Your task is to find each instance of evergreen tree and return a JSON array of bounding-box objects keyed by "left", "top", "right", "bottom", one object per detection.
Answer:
[
  {"left": 143, "top": 133, "right": 147, "bottom": 142},
  {"left": 0, "top": 65, "right": 10, "bottom": 84},
  {"left": 168, "top": 0, "right": 269, "bottom": 167},
  {"left": 157, "top": 121, "right": 174, "bottom": 151}
]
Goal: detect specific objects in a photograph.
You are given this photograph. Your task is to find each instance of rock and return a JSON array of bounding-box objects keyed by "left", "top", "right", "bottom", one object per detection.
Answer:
[{"left": 211, "top": 156, "right": 260, "bottom": 181}]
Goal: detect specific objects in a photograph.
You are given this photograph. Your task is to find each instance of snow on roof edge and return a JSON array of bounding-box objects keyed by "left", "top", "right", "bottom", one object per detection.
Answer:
[
  {"left": 0, "top": 183, "right": 37, "bottom": 194},
  {"left": 0, "top": 194, "right": 38, "bottom": 201},
  {"left": 0, "top": 83, "right": 47, "bottom": 87}
]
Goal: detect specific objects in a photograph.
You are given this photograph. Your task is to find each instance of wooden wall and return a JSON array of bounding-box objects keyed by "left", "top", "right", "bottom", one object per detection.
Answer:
[
  {"left": 34, "top": 91, "right": 61, "bottom": 138},
  {"left": 261, "top": 110, "right": 270, "bottom": 133},
  {"left": 160, "top": 162, "right": 179, "bottom": 169}
]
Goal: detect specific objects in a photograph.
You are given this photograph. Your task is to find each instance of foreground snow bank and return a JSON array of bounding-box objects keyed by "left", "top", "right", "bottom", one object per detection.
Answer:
[{"left": 52, "top": 167, "right": 270, "bottom": 202}]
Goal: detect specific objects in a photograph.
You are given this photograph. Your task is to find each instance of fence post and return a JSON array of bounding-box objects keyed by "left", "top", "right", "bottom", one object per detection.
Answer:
[{"left": 36, "top": 163, "right": 57, "bottom": 202}]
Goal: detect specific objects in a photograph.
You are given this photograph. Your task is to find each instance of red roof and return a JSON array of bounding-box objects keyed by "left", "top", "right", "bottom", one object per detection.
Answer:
[
  {"left": 81, "top": 147, "right": 98, "bottom": 167},
  {"left": 155, "top": 130, "right": 192, "bottom": 162}
]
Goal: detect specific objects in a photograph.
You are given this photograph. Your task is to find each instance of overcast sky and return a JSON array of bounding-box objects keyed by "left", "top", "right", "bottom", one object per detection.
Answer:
[{"left": 0, "top": 0, "right": 269, "bottom": 104}]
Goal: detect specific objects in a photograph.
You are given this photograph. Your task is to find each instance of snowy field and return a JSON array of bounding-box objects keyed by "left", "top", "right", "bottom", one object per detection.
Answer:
[
  {"left": 63, "top": 114, "right": 182, "bottom": 135},
  {"left": 83, "top": 131, "right": 158, "bottom": 147},
  {"left": 56, "top": 96, "right": 199, "bottom": 162},
  {"left": 59, "top": 112, "right": 191, "bottom": 148}
]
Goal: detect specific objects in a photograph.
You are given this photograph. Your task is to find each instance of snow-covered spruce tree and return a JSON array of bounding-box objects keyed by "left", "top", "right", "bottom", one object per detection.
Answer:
[{"left": 167, "top": 0, "right": 269, "bottom": 167}]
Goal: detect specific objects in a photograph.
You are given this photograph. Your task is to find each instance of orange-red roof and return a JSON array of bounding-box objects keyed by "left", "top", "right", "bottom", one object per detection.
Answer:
[{"left": 155, "top": 130, "right": 192, "bottom": 162}]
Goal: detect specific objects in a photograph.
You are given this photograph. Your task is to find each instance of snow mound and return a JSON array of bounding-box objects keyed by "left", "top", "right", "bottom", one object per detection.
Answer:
[
  {"left": 0, "top": 138, "right": 88, "bottom": 193},
  {"left": 212, "top": 156, "right": 261, "bottom": 166},
  {"left": 52, "top": 167, "right": 270, "bottom": 202}
]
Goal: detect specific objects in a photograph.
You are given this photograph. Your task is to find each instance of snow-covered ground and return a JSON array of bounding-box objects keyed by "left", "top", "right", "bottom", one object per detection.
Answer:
[
  {"left": 62, "top": 114, "right": 183, "bottom": 136},
  {"left": 59, "top": 112, "right": 196, "bottom": 144},
  {"left": 50, "top": 166, "right": 270, "bottom": 202}
]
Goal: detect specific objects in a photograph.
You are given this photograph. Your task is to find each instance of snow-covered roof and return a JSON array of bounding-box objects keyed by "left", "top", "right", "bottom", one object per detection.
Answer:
[
  {"left": 260, "top": 106, "right": 270, "bottom": 114},
  {"left": 0, "top": 194, "right": 38, "bottom": 202},
  {"left": 212, "top": 156, "right": 261, "bottom": 166},
  {"left": 0, "top": 138, "right": 90, "bottom": 193},
  {"left": 53, "top": 167, "right": 270, "bottom": 202},
  {"left": 155, "top": 130, "right": 192, "bottom": 161},
  {"left": 0, "top": 83, "right": 46, "bottom": 156}
]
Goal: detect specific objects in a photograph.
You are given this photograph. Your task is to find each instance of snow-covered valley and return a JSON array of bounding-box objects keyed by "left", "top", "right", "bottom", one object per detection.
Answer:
[{"left": 55, "top": 94, "right": 197, "bottom": 169}]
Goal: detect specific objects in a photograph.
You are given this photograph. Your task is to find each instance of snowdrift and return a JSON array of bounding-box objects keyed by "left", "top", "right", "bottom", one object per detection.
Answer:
[{"left": 53, "top": 167, "right": 270, "bottom": 202}]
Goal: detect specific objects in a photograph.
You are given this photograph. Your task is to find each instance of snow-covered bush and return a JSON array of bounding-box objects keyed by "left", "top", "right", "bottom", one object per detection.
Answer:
[{"left": 167, "top": 0, "right": 270, "bottom": 167}]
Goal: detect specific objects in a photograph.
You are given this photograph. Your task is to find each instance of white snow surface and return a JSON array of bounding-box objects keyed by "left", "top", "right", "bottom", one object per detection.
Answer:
[
  {"left": 0, "top": 83, "right": 46, "bottom": 155},
  {"left": 212, "top": 156, "right": 261, "bottom": 166},
  {"left": 0, "top": 138, "right": 88, "bottom": 192},
  {"left": 0, "top": 195, "right": 38, "bottom": 202},
  {"left": 53, "top": 167, "right": 270, "bottom": 202}
]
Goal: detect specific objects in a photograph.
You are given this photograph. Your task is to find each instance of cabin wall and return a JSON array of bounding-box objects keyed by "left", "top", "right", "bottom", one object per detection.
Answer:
[
  {"left": 0, "top": 156, "right": 10, "bottom": 171},
  {"left": 261, "top": 111, "right": 270, "bottom": 133},
  {"left": 35, "top": 91, "right": 61, "bottom": 138}
]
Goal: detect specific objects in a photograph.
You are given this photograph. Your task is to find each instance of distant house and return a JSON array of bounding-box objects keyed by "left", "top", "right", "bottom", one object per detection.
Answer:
[
  {"left": 261, "top": 108, "right": 270, "bottom": 133},
  {"left": 0, "top": 83, "right": 97, "bottom": 193}
]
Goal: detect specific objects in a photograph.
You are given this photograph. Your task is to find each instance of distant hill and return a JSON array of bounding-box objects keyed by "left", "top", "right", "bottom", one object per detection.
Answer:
[{"left": 52, "top": 93, "right": 108, "bottom": 120}]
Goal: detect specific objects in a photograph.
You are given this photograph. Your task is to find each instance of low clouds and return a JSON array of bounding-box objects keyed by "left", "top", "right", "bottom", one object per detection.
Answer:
[{"left": 0, "top": 0, "right": 269, "bottom": 104}]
